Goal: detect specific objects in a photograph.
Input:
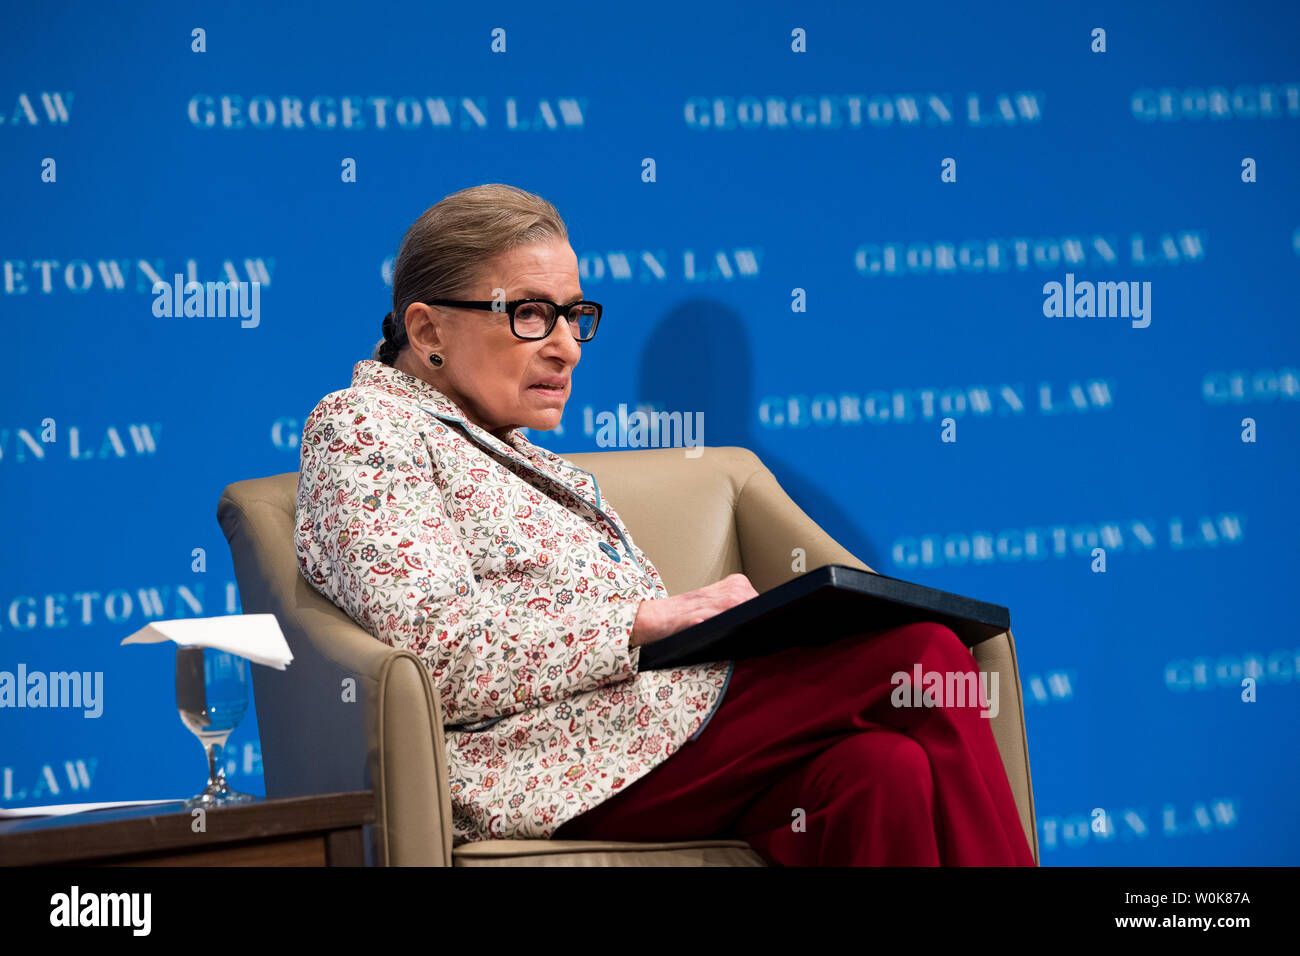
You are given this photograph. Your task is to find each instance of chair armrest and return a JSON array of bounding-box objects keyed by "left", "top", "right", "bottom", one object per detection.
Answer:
[
  {"left": 294, "top": 601, "right": 414, "bottom": 683},
  {"left": 731, "top": 450, "right": 875, "bottom": 592},
  {"left": 248, "top": 598, "right": 456, "bottom": 866},
  {"left": 970, "top": 628, "right": 1040, "bottom": 864},
  {"left": 292, "top": 602, "right": 456, "bottom": 866}
]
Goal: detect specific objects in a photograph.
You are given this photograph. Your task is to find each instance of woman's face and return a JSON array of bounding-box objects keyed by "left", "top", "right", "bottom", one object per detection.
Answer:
[{"left": 399, "top": 238, "right": 585, "bottom": 441}]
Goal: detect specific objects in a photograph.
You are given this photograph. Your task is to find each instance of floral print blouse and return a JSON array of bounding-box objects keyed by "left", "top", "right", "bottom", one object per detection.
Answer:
[{"left": 294, "top": 359, "right": 734, "bottom": 845}]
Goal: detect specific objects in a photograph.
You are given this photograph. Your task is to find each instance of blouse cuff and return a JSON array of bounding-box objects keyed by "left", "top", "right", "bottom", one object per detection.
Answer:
[{"left": 603, "top": 593, "right": 643, "bottom": 680}]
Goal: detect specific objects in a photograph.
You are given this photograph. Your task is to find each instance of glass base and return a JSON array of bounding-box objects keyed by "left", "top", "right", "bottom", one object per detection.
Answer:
[{"left": 182, "top": 781, "right": 258, "bottom": 810}]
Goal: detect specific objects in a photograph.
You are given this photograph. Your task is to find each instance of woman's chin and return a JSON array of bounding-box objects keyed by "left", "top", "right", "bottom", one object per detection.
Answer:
[{"left": 519, "top": 406, "right": 565, "bottom": 432}]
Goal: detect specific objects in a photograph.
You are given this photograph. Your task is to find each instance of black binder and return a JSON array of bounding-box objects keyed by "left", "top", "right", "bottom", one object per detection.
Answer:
[{"left": 637, "top": 564, "right": 1011, "bottom": 671}]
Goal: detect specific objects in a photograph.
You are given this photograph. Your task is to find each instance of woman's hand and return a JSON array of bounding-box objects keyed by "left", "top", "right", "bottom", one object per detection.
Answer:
[{"left": 629, "top": 573, "right": 759, "bottom": 647}]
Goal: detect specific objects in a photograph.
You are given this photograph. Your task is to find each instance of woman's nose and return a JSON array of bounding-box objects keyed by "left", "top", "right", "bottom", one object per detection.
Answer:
[{"left": 546, "top": 315, "right": 583, "bottom": 354}]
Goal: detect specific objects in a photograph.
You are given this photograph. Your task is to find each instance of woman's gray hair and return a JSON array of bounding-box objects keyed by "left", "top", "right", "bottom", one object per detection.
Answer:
[{"left": 374, "top": 183, "right": 570, "bottom": 365}]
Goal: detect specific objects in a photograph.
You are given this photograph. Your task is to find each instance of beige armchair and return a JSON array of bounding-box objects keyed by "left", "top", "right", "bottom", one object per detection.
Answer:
[{"left": 217, "top": 445, "right": 1039, "bottom": 866}]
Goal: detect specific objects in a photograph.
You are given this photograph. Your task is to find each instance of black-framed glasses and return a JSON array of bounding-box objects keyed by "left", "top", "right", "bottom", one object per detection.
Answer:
[{"left": 427, "top": 298, "right": 602, "bottom": 341}]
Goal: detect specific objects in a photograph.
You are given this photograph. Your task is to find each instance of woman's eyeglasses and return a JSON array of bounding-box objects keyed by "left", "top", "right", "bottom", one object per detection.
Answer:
[{"left": 426, "top": 298, "right": 602, "bottom": 342}]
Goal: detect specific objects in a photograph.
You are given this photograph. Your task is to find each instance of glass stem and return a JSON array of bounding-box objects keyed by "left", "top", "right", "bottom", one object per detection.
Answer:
[{"left": 204, "top": 735, "right": 230, "bottom": 791}]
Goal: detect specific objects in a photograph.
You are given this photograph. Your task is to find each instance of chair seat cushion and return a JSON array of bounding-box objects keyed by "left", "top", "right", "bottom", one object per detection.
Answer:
[{"left": 453, "top": 837, "right": 767, "bottom": 867}]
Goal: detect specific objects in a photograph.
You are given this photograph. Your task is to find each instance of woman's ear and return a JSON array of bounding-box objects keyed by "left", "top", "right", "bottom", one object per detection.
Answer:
[{"left": 404, "top": 303, "right": 443, "bottom": 354}]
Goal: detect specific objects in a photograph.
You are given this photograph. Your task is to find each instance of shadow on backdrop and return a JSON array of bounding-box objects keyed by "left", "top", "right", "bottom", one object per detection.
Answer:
[{"left": 633, "top": 296, "right": 887, "bottom": 576}]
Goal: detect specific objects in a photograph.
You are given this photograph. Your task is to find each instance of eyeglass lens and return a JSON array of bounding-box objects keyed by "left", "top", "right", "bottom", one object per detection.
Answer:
[{"left": 513, "top": 302, "right": 598, "bottom": 339}]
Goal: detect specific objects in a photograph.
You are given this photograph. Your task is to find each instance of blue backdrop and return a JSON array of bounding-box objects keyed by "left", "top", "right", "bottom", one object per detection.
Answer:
[{"left": 3, "top": 0, "right": 1297, "bottom": 865}]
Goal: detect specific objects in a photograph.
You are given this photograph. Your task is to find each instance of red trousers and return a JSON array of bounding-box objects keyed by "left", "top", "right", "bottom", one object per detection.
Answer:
[{"left": 554, "top": 621, "right": 1036, "bottom": 866}]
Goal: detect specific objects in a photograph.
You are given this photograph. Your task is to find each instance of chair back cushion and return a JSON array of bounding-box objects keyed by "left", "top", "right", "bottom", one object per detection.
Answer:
[{"left": 563, "top": 445, "right": 759, "bottom": 595}]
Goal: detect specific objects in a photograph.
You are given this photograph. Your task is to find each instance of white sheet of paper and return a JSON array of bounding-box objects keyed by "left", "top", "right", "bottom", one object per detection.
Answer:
[
  {"left": 120, "top": 614, "right": 293, "bottom": 670},
  {"left": 0, "top": 799, "right": 188, "bottom": 819}
]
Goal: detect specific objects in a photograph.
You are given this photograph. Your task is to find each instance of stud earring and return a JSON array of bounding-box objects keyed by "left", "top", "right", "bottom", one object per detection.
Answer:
[{"left": 429, "top": 352, "right": 444, "bottom": 367}]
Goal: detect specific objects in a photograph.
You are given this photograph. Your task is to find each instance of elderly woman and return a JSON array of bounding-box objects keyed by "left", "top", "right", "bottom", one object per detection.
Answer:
[{"left": 294, "top": 183, "right": 1035, "bottom": 865}]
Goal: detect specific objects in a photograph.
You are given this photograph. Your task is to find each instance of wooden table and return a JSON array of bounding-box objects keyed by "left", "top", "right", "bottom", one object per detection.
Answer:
[{"left": 0, "top": 791, "right": 376, "bottom": 866}]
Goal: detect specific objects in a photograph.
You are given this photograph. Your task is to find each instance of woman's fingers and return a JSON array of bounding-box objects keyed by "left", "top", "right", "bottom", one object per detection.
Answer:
[{"left": 637, "top": 573, "right": 762, "bottom": 645}]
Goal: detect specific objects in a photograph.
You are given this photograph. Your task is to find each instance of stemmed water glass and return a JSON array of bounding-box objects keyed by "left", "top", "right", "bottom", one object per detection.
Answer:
[{"left": 175, "top": 645, "right": 256, "bottom": 808}]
